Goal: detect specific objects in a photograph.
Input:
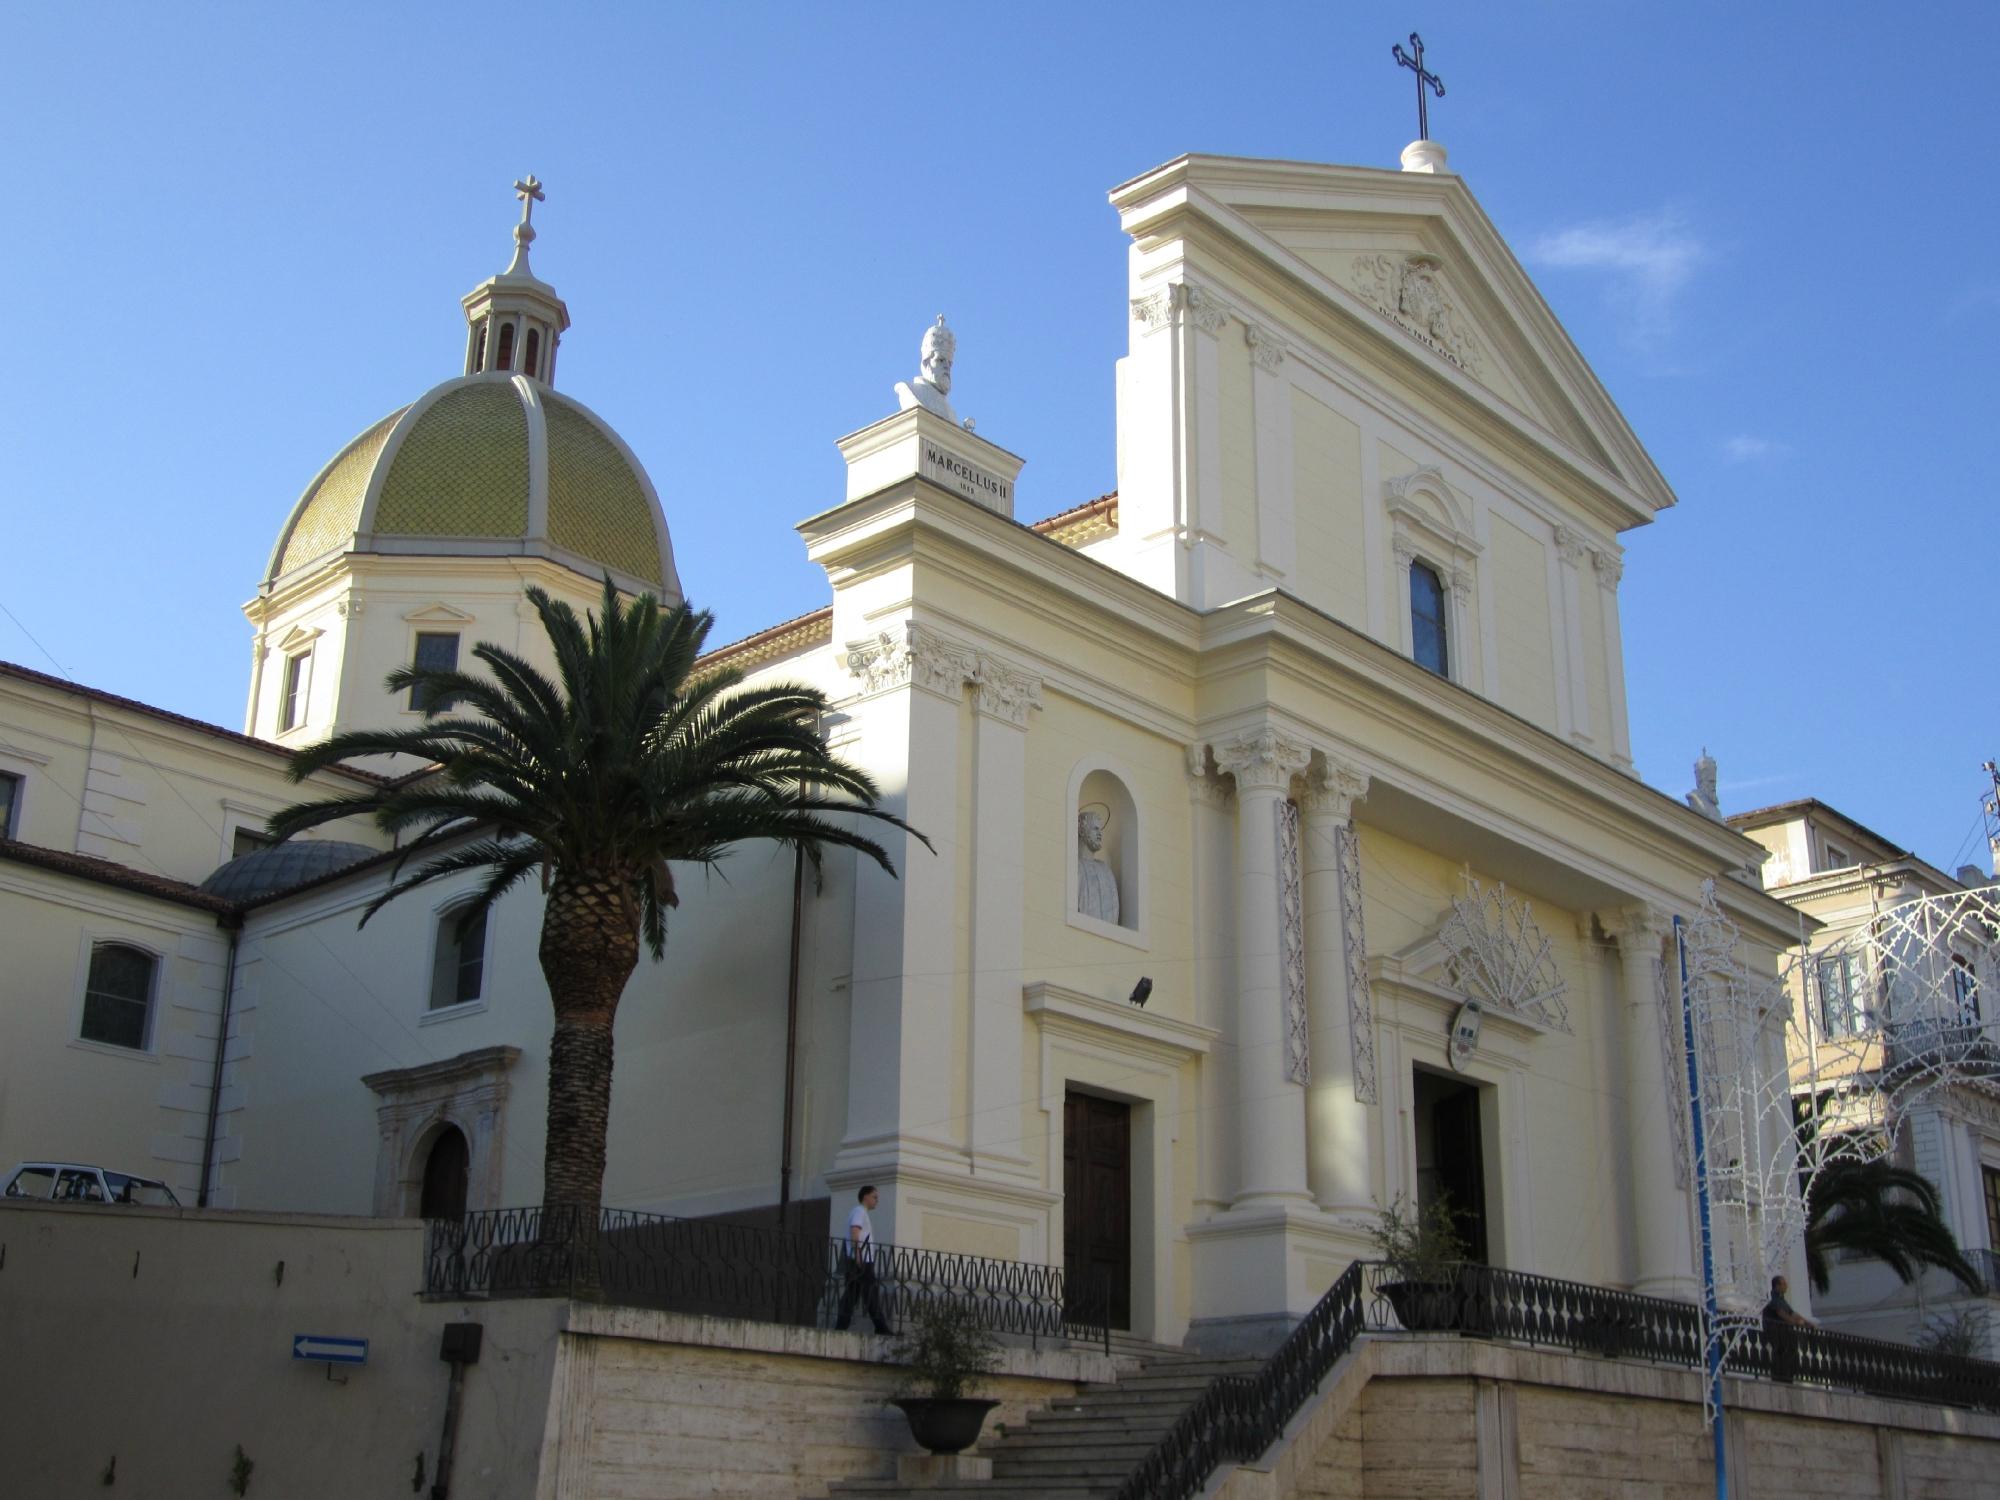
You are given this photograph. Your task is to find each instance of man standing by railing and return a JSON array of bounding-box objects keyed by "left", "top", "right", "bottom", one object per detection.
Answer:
[
  {"left": 835, "top": 1185, "right": 892, "bottom": 1336},
  {"left": 1762, "top": 1274, "right": 1811, "bottom": 1382}
]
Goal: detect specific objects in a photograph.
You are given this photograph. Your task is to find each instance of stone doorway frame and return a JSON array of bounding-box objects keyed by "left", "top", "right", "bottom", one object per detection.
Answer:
[{"left": 361, "top": 1045, "right": 520, "bottom": 1217}]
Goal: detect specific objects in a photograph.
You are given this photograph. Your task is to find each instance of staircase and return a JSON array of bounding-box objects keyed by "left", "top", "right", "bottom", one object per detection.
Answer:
[{"left": 829, "top": 1346, "right": 1264, "bottom": 1500}]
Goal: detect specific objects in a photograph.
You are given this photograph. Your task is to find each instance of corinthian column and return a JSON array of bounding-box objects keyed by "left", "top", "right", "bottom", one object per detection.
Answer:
[
  {"left": 1214, "top": 728, "right": 1314, "bottom": 1206},
  {"left": 1300, "top": 757, "right": 1376, "bottom": 1216},
  {"left": 1603, "top": 905, "right": 1697, "bottom": 1299}
]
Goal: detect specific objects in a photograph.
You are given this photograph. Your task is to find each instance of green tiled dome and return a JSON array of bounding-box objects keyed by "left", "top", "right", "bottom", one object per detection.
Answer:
[{"left": 266, "top": 373, "right": 676, "bottom": 593}]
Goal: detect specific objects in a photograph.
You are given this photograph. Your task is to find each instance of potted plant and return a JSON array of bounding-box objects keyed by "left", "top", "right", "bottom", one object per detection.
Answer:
[
  {"left": 889, "top": 1300, "right": 1003, "bottom": 1455},
  {"left": 1368, "top": 1193, "right": 1469, "bottom": 1331}
]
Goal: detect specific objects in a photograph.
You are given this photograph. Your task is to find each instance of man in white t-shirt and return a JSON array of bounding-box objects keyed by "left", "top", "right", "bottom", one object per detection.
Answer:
[{"left": 834, "top": 1184, "right": 892, "bottom": 1334}]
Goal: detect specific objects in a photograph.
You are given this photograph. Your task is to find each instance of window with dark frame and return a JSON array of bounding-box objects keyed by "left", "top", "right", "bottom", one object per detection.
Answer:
[
  {"left": 0, "top": 770, "right": 19, "bottom": 838},
  {"left": 495, "top": 322, "right": 515, "bottom": 371},
  {"left": 1816, "top": 952, "right": 1870, "bottom": 1039},
  {"left": 81, "top": 942, "right": 157, "bottom": 1050},
  {"left": 1953, "top": 956, "right": 1980, "bottom": 1024},
  {"left": 429, "top": 904, "right": 488, "bottom": 1010},
  {"left": 1984, "top": 1165, "right": 2000, "bottom": 1256},
  {"left": 523, "top": 328, "right": 541, "bottom": 378},
  {"left": 409, "top": 632, "right": 461, "bottom": 712},
  {"left": 473, "top": 325, "right": 488, "bottom": 372},
  {"left": 280, "top": 650, "right": 310, "bottom": 731},
  {"left": 1410, "top": 561, "right": 1450, "bottom": 678}
]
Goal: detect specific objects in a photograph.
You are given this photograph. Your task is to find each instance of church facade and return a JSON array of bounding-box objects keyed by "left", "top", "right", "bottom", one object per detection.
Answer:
[{"left": 0, "top": 146, "right": 1804, "bottom": 1347}]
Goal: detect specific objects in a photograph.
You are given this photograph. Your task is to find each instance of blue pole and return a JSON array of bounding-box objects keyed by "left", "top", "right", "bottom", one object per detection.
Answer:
[{"left": 1674, "top": 915, "right": 1727, "bottom": 1500}]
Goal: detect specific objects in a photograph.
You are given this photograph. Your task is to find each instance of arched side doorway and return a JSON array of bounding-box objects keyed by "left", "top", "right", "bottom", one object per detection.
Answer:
[{"left": 419, "top": 1125, "right": 470, "bottom": 1220}]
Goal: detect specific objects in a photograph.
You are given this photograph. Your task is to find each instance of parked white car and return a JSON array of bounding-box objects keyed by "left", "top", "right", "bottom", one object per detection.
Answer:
[{"left": 3, "top": 1162, "right": 181, "bottom": 1206}]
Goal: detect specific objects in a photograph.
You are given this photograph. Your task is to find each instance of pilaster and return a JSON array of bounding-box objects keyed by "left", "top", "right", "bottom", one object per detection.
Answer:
[
  {"left": 1554, "top": 525, "right": 1594, "bottom": 749},
  {"left": 1590, "top": 546, "right": 1634, "bottom": 769}
]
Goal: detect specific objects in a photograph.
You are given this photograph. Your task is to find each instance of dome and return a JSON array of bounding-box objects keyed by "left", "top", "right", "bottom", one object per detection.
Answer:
[
  {"left": 264, "top": 373, "right": 679, "bottom": 597},
  {"left": 200, "top": 840, "right": 382, "bottom": 903}
]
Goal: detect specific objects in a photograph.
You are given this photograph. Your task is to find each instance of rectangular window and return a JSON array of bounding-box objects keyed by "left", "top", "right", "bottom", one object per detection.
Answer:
[
  {"left": 409, "top": 633, "right": 461, "bottom": 712},
  {"left": 280, "top": 651, "right": 311, "bottom": 731},
  {"left": 81, "top": 942, "right": 157, "bottom": 1050},
  {"left": 1816, "top": 953, "right": 1870, "bottom": 1039},
  {"left": 1822, "top": 843, "right": 1851, "bottom": 871},
  {"left": 232, "top": 826, "right": 275, "bottom": 859},
  {"left": 429, "top": 905, "right": 488, "bottom": 1010},
  {"left": 0, "top": 770, "right": 19, "bottom": 838}
]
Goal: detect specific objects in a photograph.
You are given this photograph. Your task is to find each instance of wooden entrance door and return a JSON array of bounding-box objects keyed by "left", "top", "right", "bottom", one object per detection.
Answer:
[{"left": 1063, "top": 1090, "right": 1132, "bottom": 1330}]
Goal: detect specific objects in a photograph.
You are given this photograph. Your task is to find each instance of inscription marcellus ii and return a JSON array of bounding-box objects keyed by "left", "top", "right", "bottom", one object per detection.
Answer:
[{"left": 921, "top": 442, "right": 1011, "bottom": 508}]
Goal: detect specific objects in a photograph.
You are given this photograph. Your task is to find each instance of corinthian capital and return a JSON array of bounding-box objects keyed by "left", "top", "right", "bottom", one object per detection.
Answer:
[
  {"left": 1553, "top": 524, "right": 1590, "bottom": 567},
  {"left": 1297, "top": 756, "right": 1370, "bottom": 820},
  {"left": 972, "top": 654, "right": 1042, "bottom": 728},
  {"left": 1600, "top": 903, "right": 1673, "bottom": 949},
  {"left": 1213, "top": 728, "right": 1312, "bottom": 793}
]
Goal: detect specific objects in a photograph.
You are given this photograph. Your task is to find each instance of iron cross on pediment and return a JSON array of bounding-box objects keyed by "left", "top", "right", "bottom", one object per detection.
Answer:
[{"left": 1392, "top": 32, "right": 1446, "bottom": 141}]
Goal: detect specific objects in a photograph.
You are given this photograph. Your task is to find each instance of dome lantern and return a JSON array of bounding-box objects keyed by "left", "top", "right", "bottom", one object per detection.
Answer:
[{"left": 461, "top": 176, "right": 570, "bottom": 385}]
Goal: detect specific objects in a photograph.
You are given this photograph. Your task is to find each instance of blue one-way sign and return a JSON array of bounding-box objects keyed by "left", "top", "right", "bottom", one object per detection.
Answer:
[{"left": 292, "top": 1335, "right": 368, "bottom": 1364}]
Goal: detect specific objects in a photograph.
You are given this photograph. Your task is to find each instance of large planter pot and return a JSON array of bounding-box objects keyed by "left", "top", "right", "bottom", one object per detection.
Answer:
[
  {"left": 893, "top": 1397, "right": 1000, "bottom": 1455},
  {"left": 1381, "top": 1278, "right": 1462, "bottom": 1331}
]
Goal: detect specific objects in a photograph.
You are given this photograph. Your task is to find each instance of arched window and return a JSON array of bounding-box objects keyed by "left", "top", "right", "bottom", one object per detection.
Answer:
[
  {"left": 472, "top": 325, "right": 488, "bottom": 372},
  {"left": 1411, "top": 562, "right": 1450, "bottom": 677},
  {"left": 523, "top": 328, "right": 541, "bottom": 378},
  {"left": 429, "top": 903, "right": 488, "bottom": 1010},
  {"left": 495, "top": 322, "right": 516, "bottom": 371},
  {"left": 419, "top": 1126, "right": 470, "bottom": 1219},
  {"left": 82, "top": 942, "right": 157, "bottom": 1050}
]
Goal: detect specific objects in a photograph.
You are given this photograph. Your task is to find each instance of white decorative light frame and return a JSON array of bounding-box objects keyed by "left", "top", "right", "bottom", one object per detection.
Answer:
[
  {"left": 1277, "top": 798, "right": 1309, "bottom": 1085},
  {"left": 1438, "top": 877, "right": 1570, "bottom": 1032}
]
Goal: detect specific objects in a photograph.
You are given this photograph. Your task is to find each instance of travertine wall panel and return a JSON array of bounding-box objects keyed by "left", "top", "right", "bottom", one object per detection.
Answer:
[
  {"left": 1514, "top": 1385, "right": 1716, "bottom": 1498},
  {"left": 1736, "top": 1411, "right": 1885, "bottom": 1498},
  {"left": 1357, "top": 1378, "right": 1477, "bottom": 1498}
]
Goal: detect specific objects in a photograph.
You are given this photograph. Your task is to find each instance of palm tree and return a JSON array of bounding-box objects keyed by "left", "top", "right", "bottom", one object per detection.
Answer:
[
  {"left": 1803, "top": 1157, "right": 1980, "bottom": 1296},
  {"left": 270, "top": 578, "right": 924, "bottom": 1220}
]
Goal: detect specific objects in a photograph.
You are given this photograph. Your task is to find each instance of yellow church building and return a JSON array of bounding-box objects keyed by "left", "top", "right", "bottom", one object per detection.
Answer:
[{"left": 0, "top": 142, "right": 1805, "bottom": 1352}]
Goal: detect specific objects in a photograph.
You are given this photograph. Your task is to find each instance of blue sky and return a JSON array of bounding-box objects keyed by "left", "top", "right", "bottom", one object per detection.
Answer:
[{"left": 3, "top": 3, "right": 1995, "bottom": 875}]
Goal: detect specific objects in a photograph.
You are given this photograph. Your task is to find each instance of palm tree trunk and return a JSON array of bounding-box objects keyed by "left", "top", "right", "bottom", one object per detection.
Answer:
[{"left": 538, "top": 873, "right": 641, "bottom": 1238}]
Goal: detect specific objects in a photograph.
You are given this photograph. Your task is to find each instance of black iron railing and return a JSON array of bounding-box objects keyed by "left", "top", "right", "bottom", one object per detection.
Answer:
[
  {"left": 423, "top": 1205, "right": 1108, "bottom": 1352},
  {"left": 1115, "top": 1261, "right": 2000, "bottom": 1500}
]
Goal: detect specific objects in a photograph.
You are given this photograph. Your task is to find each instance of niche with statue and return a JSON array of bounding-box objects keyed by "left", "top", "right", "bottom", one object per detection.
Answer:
[{"left": 1067, "top": 763, "right": 1144, "bottom": 945}]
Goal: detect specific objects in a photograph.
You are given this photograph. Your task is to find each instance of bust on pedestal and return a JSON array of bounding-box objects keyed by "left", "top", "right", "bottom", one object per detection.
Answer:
[{"left": 895, "top": 315, "right": 959, "bottom": 424}]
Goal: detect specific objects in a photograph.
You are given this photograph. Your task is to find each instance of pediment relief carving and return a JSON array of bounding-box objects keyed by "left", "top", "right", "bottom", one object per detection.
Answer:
[{"left": 1350, "top": 251, "right": 1486, "bottom": 376}]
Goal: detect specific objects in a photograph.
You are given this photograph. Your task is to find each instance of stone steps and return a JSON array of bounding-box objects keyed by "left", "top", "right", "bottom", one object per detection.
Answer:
[{"left": 824, "top": 1349, "right": 1267, "bottom": 1498}]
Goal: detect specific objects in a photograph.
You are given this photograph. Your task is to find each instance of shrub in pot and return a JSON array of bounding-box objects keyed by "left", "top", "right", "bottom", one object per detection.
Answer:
[
  {"left": 1368, "top": 1193, "right": 1469, "bottom": 1331},
  {"left": 890, "top": 1301, "right": 1003, "bottom": 1455}
]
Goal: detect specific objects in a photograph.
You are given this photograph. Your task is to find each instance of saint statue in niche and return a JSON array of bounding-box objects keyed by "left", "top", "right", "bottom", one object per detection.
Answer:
[
  {"left": 1077, "top": 802, "right": 1121, "bottom": 924},
  {"left": 894, "top": 315, "right": 958, "bottom": 423}
]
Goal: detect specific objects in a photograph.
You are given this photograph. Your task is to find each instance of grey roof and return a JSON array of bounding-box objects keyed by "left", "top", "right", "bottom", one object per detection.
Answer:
[{"left": 200, "top": 840, "right": 380, "bottom": 902}]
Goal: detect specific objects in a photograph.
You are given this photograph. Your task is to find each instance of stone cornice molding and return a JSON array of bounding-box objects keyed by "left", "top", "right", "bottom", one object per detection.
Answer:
[
  {"left": 1297, "top": 755, "right": 1370, "bottom": 820},
  {"left": 362, "top": 1044, "right": 521, "bottom": 1097},
  {"left": 1213, "top": 728, "right": 1312, "bottom": 793}
]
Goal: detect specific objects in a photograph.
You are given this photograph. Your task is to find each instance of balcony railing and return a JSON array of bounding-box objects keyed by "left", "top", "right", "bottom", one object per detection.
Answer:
[
  {"left": 1115, "top": 1261, "right": 2000, "bottom": 1500},
  {"left": 423, "top": 1205, "right": 1108, "bottom": 1352}
]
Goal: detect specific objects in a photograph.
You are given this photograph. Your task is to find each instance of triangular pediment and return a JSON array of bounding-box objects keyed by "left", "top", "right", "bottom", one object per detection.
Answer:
[
  {"left": 401, "top": 602, "right": 476, "bottom": 625},
  {"left": 1111, "top": 156, "right": 1676, "bottom": 523}
]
